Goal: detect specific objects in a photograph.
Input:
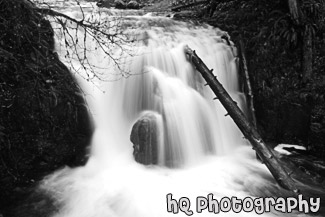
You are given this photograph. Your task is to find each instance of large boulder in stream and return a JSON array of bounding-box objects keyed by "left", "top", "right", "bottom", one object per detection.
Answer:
[
  {"left": 130, "top": 112, "right": 159, "bottom": 165},
  {"left": 97, "top": 0, "right": 142, "bottom": 9},
  {"left": 114, "top": 0, "right": 127, "bottom": 9},
  {"left": 0, "top": 0, "right": 93, "bottom": 214},
  {"left": 96, "top": 0, "right": 115, "bottom": 8},
  {"left": 127, "top": 1, "right": 140, "bottom": 9}
]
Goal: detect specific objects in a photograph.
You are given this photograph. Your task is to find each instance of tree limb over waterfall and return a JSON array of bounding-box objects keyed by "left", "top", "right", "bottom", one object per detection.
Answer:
[
  {"left": 32, "top": 1, "right": 133, "bottom": 81},
  {"left": 184, "top": 45, "right": 299, "bottom": 194}
]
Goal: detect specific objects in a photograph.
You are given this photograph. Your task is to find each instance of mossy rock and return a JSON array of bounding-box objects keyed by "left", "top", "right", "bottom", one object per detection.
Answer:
[
  {"left": 114, "top": 0, "right": 126, "bottom": 9},
  {"left": 130, "top": 112, "right": 159, "bottom": 165},
  {"left": 97, "top": 0, "right": 114, "bottom": 8},
  {"left": 127, "top": 1, "right": 140, "bottom": 9},
  {"left": 0, "top": 0, "right": 93, "bottom": 213}
]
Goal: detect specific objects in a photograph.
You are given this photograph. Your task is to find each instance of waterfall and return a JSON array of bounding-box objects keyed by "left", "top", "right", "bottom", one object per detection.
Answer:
[
  {"left": 39, "top": 2, "right": 315, "bottom": 217},
  {"left": 90, "top": 18, "right": 246, "bottom": 167}
]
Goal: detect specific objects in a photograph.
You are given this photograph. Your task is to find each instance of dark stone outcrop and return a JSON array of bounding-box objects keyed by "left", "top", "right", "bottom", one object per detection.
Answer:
[
  {"left": 97, "top": 0, "right": 143, "bottom": 9},
  {"left": 130, "top": 112, "right": 159, "bottom": 165},
  {"left": 127, "top": 1, "right": 140, "bottom": 9},
  {"left": 114, "top": 0, "right": 127, "bottom": 9},
  {"left": 96, "top": 0, "right": 114, "bottom": 8},
  {"left": 0, "top": 0, "right": 93, "bottom": 215}
]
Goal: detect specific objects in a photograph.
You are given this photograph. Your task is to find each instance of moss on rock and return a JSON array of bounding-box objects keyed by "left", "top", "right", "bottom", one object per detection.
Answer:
[{"left": 0, "top": 0, "right": 93, "bottom": 213}]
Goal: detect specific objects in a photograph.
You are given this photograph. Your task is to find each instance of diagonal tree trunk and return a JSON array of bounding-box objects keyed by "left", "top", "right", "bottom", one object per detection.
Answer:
[{"left": 184, "top": 45, "right": 299, "bottom": 194}]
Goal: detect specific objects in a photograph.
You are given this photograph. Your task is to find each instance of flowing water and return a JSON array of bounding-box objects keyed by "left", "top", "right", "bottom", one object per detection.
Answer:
[{"left": 38, "top": 2, "right": 322, "bottom": 217}]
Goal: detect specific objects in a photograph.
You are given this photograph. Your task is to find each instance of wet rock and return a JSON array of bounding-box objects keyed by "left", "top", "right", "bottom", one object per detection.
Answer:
[
  {"left": 172, "top": 11, "right": 198, "bottom": 20},
  {"left": 114, "top": 0, "right": 126, "bottom": 9},
  {"left": 130, "top": 112, "right": 159, "bottom": 165},
  {"left": 127, "top": 1, "right": 140, "bottom": 9},
  {"left": 97, "top": 0, "right": 114, "bottom": 8},
  {"left": 97, "top": 0, "right": 143, "bottom": 10},
  {"left": 275, "top": 148, "right": 325, "bottom": 190},
  {"left": 0, "top": 0, "right": 93, "bottom": 214}
]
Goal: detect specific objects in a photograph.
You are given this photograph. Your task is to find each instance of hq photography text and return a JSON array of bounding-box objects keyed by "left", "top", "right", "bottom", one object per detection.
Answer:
[{"left": 166, "top": 193, "right": 321, "bottom": 215}]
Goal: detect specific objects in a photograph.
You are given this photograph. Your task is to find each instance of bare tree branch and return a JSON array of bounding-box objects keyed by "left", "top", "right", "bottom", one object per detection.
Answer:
[{"left": 31, "top": 1, "right": 136, "bottom": 82}]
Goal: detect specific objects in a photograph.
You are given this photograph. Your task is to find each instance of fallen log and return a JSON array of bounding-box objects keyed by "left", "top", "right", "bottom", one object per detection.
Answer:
[{"left": 184, "top": 45, "right": 299, "bottom": 194}]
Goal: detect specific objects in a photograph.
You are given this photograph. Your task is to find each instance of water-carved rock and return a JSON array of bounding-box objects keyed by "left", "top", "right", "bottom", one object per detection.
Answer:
[
  {"left": 130, "top": 112, "right": 159, "bottom": 165},
  {"left": 98, "top": 0, "right": 142, "bottom": 9},
  {"left": 97, "top": 0, "right": 114, "bottom": 8},
  {"left": 114, "top": 0, "right": 126, "bottom": 9},
  {"left": 127, "top": 1, "right": 140, "bottom": 9}
]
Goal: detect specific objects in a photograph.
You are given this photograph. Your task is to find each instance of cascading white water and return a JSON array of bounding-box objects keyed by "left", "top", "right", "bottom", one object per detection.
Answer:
[{"left": 39, "top": 2, "right": 317, "bottom": 217}]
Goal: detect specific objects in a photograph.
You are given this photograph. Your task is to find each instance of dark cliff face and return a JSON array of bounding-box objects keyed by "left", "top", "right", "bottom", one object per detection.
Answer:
[{"left": 0, "top": 0, "right": 93, "bottom": 214}]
